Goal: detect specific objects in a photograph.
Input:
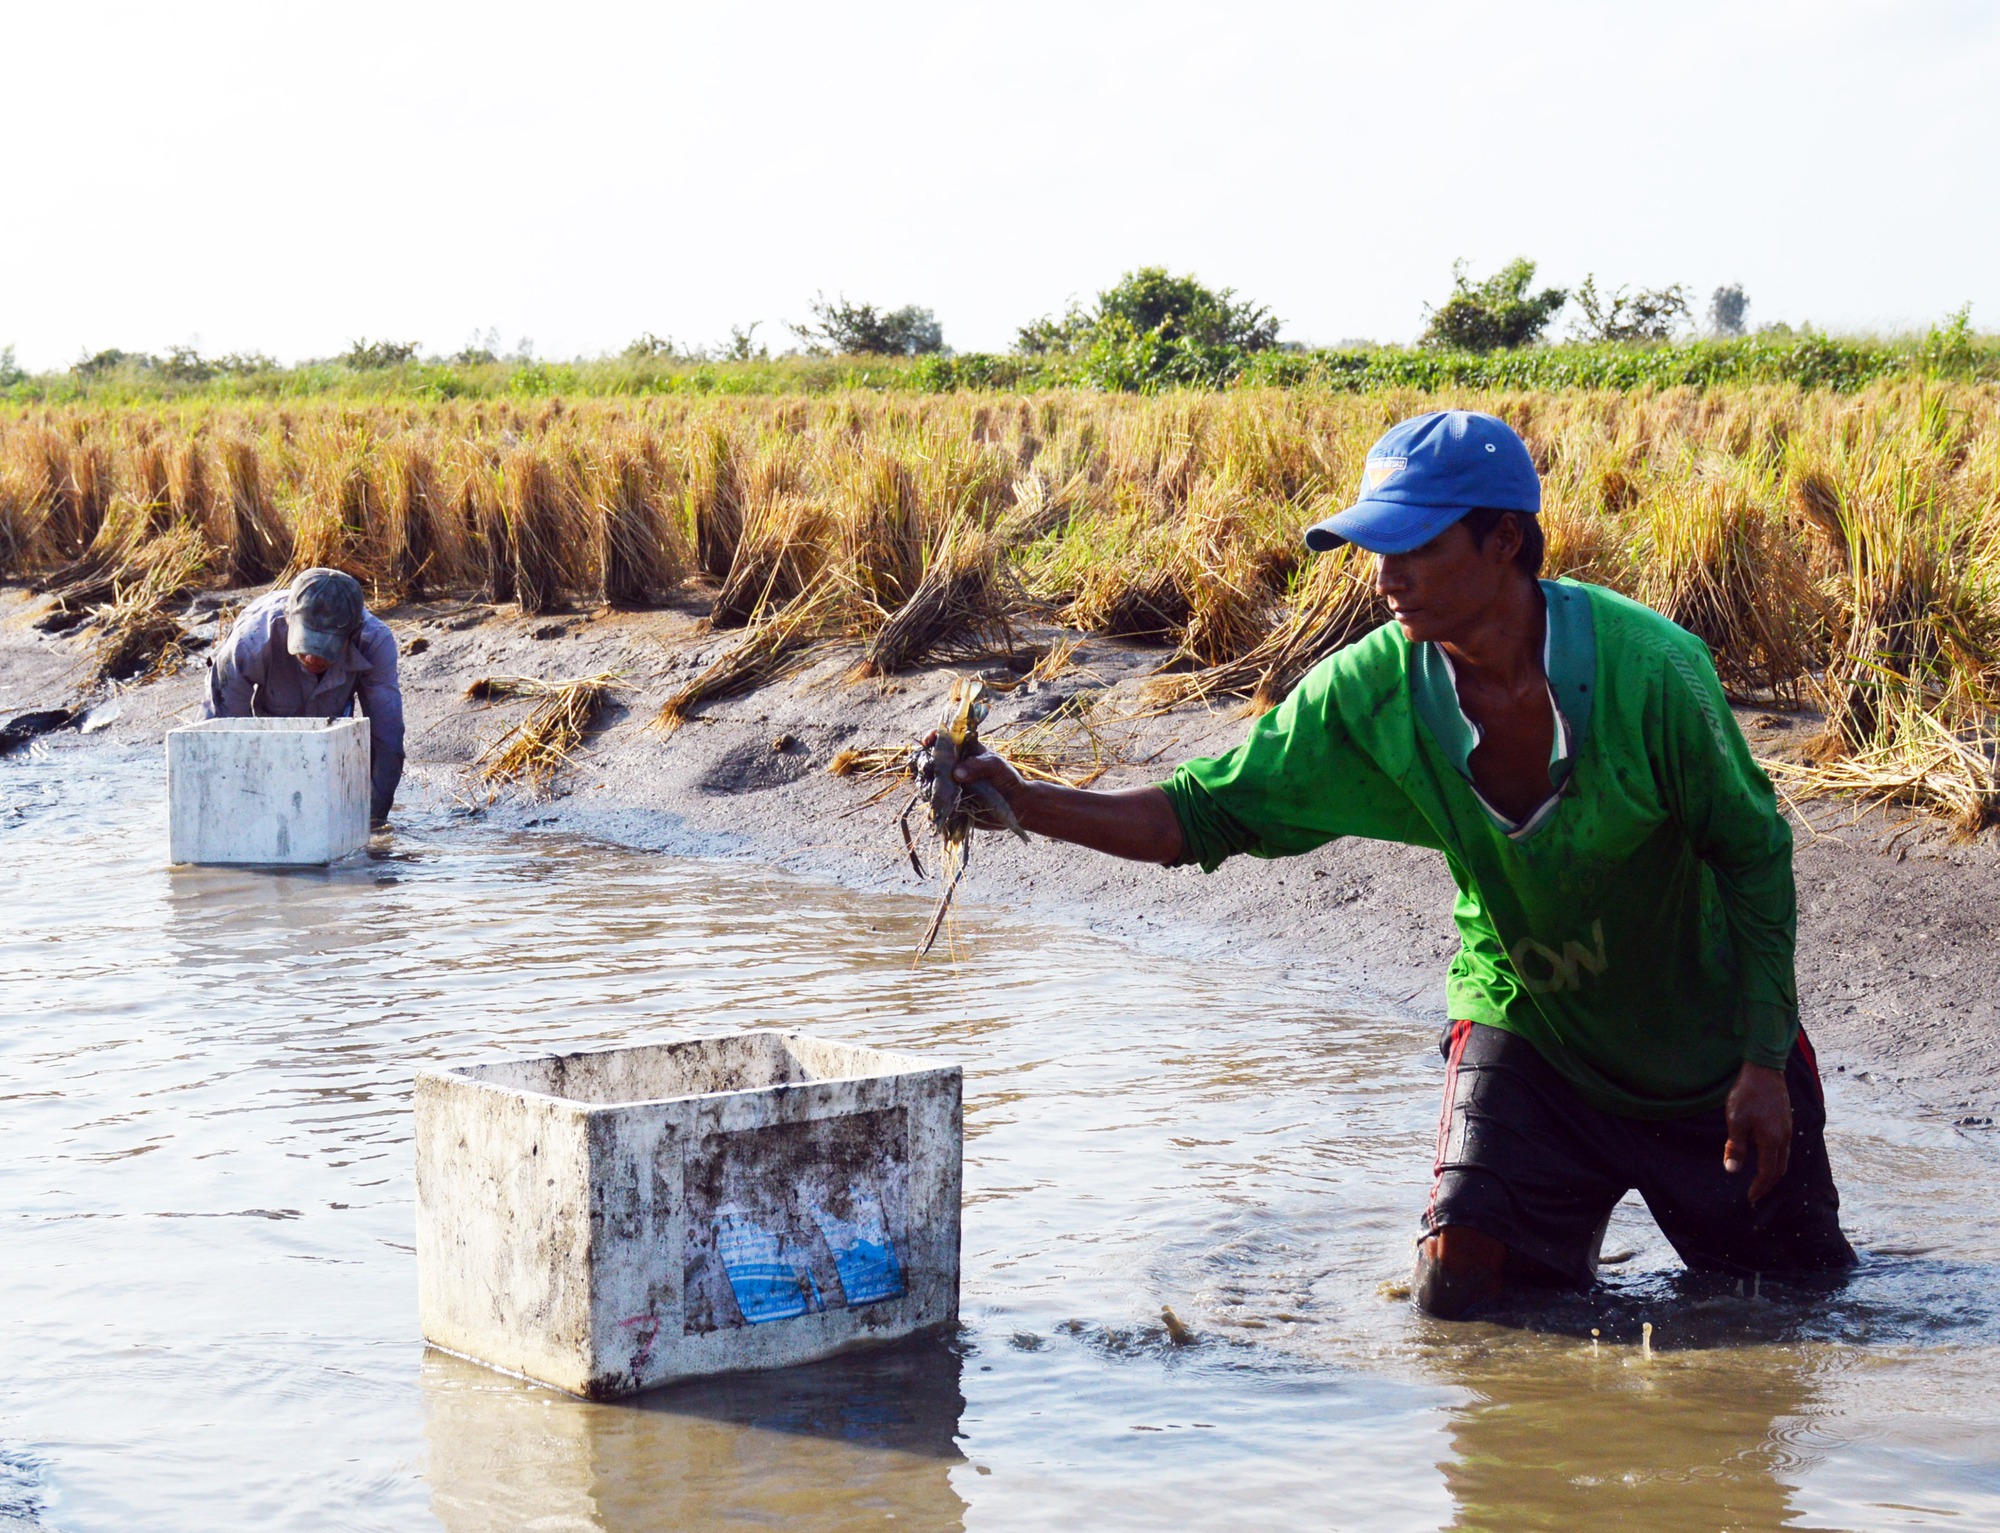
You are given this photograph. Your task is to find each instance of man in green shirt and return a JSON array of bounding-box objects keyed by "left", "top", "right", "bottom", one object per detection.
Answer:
[{"left": 952, "top": 409, "right": 1855, "bottom": 1318}]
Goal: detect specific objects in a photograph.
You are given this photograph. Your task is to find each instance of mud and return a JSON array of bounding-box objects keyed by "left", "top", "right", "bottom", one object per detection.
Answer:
[{"left": 6, "top": 579, "right": 1997, "bottom": 1125}]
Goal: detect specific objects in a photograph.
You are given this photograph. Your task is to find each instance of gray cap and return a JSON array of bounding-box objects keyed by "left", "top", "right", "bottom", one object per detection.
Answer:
[{"left": 285, "top": 568, "right": 365, "bottom": 663}]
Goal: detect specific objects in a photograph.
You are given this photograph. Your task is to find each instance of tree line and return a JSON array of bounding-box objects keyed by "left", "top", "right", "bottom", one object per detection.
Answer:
[{"left": 7, "top": 263, "right": 1983, "bottom": 400}]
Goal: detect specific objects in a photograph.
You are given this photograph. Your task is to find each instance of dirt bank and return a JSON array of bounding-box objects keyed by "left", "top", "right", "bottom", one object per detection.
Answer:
[{"left": 6, "top": 582, "right": 1998, "bottom": 1127}]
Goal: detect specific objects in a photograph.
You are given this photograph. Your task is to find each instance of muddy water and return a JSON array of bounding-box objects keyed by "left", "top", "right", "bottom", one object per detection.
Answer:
[{"left": 4, "top": 751, "right": 1999, "bottom": 1532}]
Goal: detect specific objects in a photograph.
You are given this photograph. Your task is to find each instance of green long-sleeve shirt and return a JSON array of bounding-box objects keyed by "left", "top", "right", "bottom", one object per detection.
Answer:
[{"left": 1160, "top": 578, "right": 1798, "bottom": 1119}]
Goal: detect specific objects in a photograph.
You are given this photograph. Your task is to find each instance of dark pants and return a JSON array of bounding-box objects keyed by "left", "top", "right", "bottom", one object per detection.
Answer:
[{"left": 1422, "top": 1021, "right": 1856, "bottom": 1287}]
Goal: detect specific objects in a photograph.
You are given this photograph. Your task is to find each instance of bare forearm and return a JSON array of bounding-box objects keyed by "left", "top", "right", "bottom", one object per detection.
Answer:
[{"left": 1014, "top": 782, "right": 1184, "bottom": 865}]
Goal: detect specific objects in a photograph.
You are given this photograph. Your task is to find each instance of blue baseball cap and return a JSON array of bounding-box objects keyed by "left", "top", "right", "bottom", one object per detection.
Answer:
[{"left": 1303, "top": 410, "right": 1540, "bottom": 555}]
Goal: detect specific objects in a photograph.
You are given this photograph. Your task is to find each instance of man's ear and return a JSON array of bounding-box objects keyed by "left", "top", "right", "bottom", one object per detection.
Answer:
[{"left": 1489, "top": 512, "right": 1525, "bottom": 566}]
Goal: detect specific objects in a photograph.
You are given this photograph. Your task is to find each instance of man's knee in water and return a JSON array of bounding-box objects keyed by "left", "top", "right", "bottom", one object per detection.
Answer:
[{"left": 1411, "top": 1225, "right": 1511, "bottom": 1319}]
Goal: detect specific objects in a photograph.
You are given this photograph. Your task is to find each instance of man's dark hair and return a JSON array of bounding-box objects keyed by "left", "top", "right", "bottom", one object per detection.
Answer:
[{"left": 1459, "top": 506, "right": 1545, "bottom": 577}]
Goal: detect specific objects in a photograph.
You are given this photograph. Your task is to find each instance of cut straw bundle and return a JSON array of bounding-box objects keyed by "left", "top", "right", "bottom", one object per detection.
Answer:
[
  {"left": 501, "top": 446, "right": 571, "bottom": 617},
  {"left": 596, "top": 437, "right": 683, "bottom": 608},
  {"left": 1062, "top": 566, "right": 1189, "bottom": 645},
  {"left": 1145, "top": 545, "right": 1387, "bottom": 714},
  {"left": 471, "top": 671, "right": 619, "bottom": 793},
  {"left": 835, "top": 447, "right": 924, "bottom": 609},
  {"left": 1630, "top": 476, "right": 1823, "bottom": 702},
  {"left": 849, "top": 522, "right": 1016, "bottom": 680},
  {"left": 166, "top": 438, "right": 217, "bottom": 536},
  {"left": 285, "top": 437, "right": 383, "bottom": 590},
  {"left": 710, "top": 493, "right": 827, "bottom": 627},
  {"left": 687, "top": 425, "right": 744, "bottom": 580},
  {"left": 123, "top": 440, "right": 171, "bottom": 541},
  {"left": 1765, "top": 707, "right": 1999, "bottom": 838},
  {"left": 1538, "top": 490, "right": 1626, "bottom": 585},
  {"left": 997, "top": 465, "right": 1092, "bottom": 545},
  {"left": 1821, "top": 494, "right": 1993, "bottom": 749},
  {"left": 218, "top": 436, "right": 288, "bottom": 585},
  {"left": 14, "top": 429, "right": 114, "bottom": 562},
  {"left": 383, "top": 440, "right": 446, "bottom": 600},
  {"left": 656, "top": 581, "right": 849, "bottom": 733},
  {"left": 89, "top": 585, "right": 186, "bottom": 684},
  {"left": 36, "top": 542, "right": 129, "bottom": 615},
  {"left": 35, "top": 448, "right": 183, "bottom": 613},
  {"left": 1171, "top": 491, "right": 1272, "bottom": 668},
  {"left": 84, "top": 526, "right": 211, "bottom": 684},
  {"left": 456, "top": 451, "right": 513, "bottom": 606}
]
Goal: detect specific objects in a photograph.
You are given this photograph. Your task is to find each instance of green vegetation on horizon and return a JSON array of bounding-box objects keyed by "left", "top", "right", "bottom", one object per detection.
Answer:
[
  {"left": 8, "top": 263, "right": 1992, "bottom": 403},
  {"left": 5, "top": 327, "right": 1998, "bottom": 406}
]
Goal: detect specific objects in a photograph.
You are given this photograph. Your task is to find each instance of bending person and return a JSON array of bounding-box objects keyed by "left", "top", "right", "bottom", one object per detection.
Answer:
[
  {"left": 203, "top": 567, "right": 405, "bottom": 826},
  {"left": 952, "top": 410, "right": 1855, "bottom": 1318}
]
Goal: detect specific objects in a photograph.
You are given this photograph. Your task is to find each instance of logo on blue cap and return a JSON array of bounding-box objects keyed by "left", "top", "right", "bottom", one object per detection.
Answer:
[
  {"left": 1304, "top": 411, "right": 1540, "bottom": 556},
  {"left": 1361, "top": 456, "right": 1408, "bottom": 492}
]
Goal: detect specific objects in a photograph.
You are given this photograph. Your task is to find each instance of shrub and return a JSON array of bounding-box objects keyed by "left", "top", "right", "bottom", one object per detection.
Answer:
[
  {"left": 1093, "top": 267, "right": 1278, "bottom": 352},
  {"left": 1016, "top": 267, "right": 1280, "bottom": 392},
  {"left": 623, "top": 332, "right": 681, "bottom": 362},
  {"left": 161, "top": 345, "right": 216, "bottom": 383},
  {"left": 452, "top": 332, "right": 501, "bottom": 366},
  {"left": 792, "top": 296, "right": 944, "bottom": 356},
  {"left": 412, "top": 364, "right": 470, "bottom": 400},
  {"left": 342, "top": 338, "right": 421, "bottom": 370},
  {"left": 1709, "top": 284, "right": 1749, "bottom": 337},
  {"left": 1419, "top": 259, "right": 1569, "bottom": 352},
  {"left": 1922, "top": 305, "right": 1977, "bottom": 376},
  {"left": 1019, "top": 267, "right": 1277, "bottom": 355},
  {"left": 719, "top": 323, "right": 768, "bottom": 363},
  {"left": 508, "top": 362, "right": 579, "bottom": 396},
  {"left": 72, "top": 348, "right": 158, "bottom": 379},
  {"left": 1571, "top": 276, "right": 1692, "bottom": 343}
]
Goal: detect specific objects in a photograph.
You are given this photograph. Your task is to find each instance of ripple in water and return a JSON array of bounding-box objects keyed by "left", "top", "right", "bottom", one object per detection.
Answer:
[{"left": 3, "top": 749, "right": 1998, "bottom": 1531}]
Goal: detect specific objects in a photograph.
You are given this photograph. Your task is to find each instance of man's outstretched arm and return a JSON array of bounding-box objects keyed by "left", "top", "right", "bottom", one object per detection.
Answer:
[{"left": 950, "top": 745, "right": 1184, "bottom": 865}]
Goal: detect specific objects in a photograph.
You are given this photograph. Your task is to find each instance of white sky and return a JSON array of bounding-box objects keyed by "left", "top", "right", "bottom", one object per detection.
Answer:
[{"left": 5, "top": 0, "right": 1997, "bottom": 369}]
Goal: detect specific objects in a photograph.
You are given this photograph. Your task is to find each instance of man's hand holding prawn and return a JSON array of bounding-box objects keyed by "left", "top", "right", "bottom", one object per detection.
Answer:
[{"left": 947, "top": 733, "right": 1185, "bottom": 865}]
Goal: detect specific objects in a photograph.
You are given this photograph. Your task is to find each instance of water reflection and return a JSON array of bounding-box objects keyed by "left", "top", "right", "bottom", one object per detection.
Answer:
[
  {"left": 1431, "top": 1336, "right": 1820, "bottom": 1531},
  {"left": 163, "top": 857, "right": 415, "bottom": 964},
  {"left": 422, "top": 1340, "right": 968, "bottom": 1533}
]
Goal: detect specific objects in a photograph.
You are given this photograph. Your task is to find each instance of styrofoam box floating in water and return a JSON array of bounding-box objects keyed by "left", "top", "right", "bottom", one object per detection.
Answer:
[
  {"left": 166, "top": 716, "right": 370, "bottom": 866},
  {"left": 414, "top": 1030, "right": 963, "bottom": 1398}
]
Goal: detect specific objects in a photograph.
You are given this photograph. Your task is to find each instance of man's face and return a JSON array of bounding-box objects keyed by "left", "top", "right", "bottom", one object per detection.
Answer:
[
  {"left": 1373, "top": 517, "right": 1522, "bottom": 645},
  {"left": 298, "top": 653, "right": 331, "bottom": 676}
]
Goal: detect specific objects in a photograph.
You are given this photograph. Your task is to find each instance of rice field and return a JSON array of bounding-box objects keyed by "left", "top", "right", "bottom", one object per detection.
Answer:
[{"left": 3, "top": 384, "right": 1997, "bottom": 829}]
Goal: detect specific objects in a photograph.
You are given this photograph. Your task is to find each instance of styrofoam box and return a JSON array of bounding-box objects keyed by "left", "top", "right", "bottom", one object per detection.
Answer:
[
  {"left": 414, "top": 1030, "right": 963, "bottom": 1399},
  {"left": 167, "top": 716, "right": 370, "bottom": 866}
]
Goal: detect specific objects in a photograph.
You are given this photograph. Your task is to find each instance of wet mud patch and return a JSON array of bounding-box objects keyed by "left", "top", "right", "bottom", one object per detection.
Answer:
[{"left": 697, "top": 736, "right": 817, "bottom": 795}]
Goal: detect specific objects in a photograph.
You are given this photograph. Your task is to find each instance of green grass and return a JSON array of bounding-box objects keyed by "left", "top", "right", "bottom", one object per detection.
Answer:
[{"left": 7, "top": 330, "right": 1999, "bottom": 406}]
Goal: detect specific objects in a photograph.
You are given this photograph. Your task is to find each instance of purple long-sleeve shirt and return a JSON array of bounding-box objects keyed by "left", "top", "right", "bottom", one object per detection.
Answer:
[{"left": 202, "top": 588, "right": 406, "bottom": 820}]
